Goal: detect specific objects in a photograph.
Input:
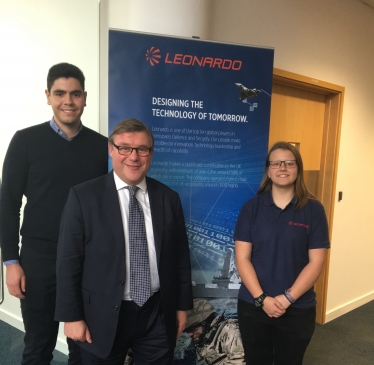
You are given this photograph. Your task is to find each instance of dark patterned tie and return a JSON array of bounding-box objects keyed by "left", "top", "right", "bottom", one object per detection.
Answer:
[{"left": 126, "top": 186, "right": 151, "bottom": 306}]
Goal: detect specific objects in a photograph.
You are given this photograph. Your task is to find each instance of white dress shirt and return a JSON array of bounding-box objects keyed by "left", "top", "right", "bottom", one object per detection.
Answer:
[{"left": 113, "top": 172, "right": 160, "bottom": 300}]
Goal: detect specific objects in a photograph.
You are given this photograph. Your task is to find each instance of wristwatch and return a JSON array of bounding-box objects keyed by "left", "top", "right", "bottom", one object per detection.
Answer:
[{"left": 254, "top": 293, "right": 267, "bottom": 307}]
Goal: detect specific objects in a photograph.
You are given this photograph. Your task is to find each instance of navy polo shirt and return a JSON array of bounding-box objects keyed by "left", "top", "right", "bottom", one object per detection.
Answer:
[{"left": 234, "top": 190, "right": 330, "bottom": 308}]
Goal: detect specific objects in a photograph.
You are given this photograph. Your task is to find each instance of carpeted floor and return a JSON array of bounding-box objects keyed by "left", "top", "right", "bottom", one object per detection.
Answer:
[
  {"left": 0, "top": 320, "right": 68, "bottom": 365},
  {"left": 0, "top": 300, "right": 373, "bottom": 364},
  {"left": 304, "top": 300, "right": 374, "bottom": 364}
]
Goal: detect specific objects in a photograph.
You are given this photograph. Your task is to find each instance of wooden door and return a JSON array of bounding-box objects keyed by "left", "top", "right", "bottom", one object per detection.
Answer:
[{"left": 269, "top": 69, "right": 344, "bottom": 324}]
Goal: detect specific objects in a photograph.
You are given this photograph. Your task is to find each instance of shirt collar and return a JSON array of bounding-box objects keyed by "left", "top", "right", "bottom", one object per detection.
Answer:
[
  {"left": 113, "top": 171, "right": 147, "bottom": 193},
  {"left": 49, "top": 118, "right": 82, "bottom": 141},
  {"left": 263, "top": 189, "right": 296, "bottom": 207}
]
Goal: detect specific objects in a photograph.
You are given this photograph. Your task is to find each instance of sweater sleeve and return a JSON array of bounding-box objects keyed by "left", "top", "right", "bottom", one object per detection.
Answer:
[{"left": 0, "top": 131, "right": 29, "bottom": 261}]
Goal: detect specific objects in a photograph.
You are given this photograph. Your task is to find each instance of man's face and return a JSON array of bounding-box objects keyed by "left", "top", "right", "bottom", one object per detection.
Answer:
[
  {"left": 187, "top": 325, "right": 204, "bottom": 343},
  {"left": 45, "top": 77, "right": 86, "bottom": 128},
  {"left": 109, "top": 131, "right": 153, "bottom": 185}
]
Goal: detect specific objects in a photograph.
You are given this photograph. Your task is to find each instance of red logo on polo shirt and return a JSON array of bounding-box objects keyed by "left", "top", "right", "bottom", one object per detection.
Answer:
[{"left": 289, "top": 221, "right": 309, "bottom": 229}]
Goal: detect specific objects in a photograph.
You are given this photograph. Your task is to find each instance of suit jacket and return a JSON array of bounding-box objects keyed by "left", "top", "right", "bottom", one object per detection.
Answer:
[{"left": 55, "top": 171, "right": 193, "bottom": 358}]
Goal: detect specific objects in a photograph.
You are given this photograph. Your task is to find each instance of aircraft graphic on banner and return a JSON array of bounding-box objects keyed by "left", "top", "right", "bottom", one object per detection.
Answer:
[{"left": 235, "top": 82, "right": 262, "bottom": 100}]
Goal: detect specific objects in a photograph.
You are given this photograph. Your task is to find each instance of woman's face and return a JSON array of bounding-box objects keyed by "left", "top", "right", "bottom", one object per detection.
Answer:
[{"left": 267, "top": 148, "right": 298, "bottom": 189}]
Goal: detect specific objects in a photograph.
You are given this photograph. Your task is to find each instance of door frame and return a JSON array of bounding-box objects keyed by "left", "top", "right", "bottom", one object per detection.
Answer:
[{"left": 272, "top": 68, "right": 345, "bottom": 324}]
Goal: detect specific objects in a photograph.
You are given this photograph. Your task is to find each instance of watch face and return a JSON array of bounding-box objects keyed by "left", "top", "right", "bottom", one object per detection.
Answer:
[{"left": 254, "top": 294, "right": 266, "bottom": 307}]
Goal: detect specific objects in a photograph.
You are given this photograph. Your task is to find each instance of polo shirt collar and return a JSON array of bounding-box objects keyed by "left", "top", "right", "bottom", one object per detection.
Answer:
[{"left": 263, "top": 189, "right": 296, "bottom": 207}]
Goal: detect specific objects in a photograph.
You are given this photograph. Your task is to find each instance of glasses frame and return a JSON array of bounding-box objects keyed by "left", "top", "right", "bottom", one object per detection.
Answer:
[
  {"left": 112, "top": 142, "right": 153, "bottom": 157},
  {"left": 268, "top": 160, "right": 297, "bottom": 169}
]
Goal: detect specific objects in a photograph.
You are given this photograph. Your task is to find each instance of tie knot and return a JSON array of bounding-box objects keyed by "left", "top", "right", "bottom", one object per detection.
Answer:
[{"left": 126, "top": 185, "right": 138, "bottom": 197}]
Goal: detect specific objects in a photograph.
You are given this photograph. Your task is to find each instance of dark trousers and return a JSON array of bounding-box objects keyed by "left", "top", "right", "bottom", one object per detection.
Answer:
[
  {"left": 80, "top": 291, "right": 173, "bottom": 365},
  {"left": 20, "top": 243, "right": 82, "bottom": 365},
  {"left": 238, "top": 299, "right": 316, "bottom": 365}
]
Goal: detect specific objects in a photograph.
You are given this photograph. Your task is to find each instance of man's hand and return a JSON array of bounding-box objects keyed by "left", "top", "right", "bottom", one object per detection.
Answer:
[
  {"left": 6, "top": 263, "right": 26, "bottom": 299},
  {"left": 64, "top": 320, "right": 92, "bottom": 343},
  {"left": 262, "top": 296, "right": 286, "bottom": 318},
  {"left": 176, "top": 310, "right": 187, "bottom": 339}
]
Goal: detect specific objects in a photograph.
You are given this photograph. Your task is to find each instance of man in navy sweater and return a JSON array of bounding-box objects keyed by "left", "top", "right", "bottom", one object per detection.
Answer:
[{"left": 0, "top": 63, "right": 108, "bottom": 365}]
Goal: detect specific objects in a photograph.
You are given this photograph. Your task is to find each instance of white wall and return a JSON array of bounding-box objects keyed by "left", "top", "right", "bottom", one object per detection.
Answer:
[
  {"left": 106, "top": 0, "right": 210, "bottom": 37},
  {"left": 0, "top": 0, "right": 100, "bottom": 354}
]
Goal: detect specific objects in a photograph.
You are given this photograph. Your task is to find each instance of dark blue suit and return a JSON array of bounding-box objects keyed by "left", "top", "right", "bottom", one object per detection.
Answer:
[{"left": 55, "top": 171, "right": 193, "bottom": 359}]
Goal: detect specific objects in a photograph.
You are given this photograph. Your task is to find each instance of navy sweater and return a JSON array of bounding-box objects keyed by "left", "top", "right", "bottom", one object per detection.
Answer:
[{"left": 0, "top": 122, "right": 108, "bottom": 261}]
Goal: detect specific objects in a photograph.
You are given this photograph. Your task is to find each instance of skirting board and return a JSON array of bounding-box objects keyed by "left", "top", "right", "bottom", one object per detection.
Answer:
[
  {"left": 0, "top": 308, "right": 68, "bottom": 355},
  {"left": 325, "top": 291, "right": 374, "bottom": 323}
]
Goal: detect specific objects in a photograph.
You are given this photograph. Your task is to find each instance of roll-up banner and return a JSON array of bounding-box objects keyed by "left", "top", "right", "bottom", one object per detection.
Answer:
[{"left": 109, "top": 30, "right": 274, "bottom": 364}]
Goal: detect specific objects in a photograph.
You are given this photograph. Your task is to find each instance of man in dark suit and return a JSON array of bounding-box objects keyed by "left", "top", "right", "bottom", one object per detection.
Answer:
[{"left": 55, "top": 118, "right": 193, "bottom": 364}]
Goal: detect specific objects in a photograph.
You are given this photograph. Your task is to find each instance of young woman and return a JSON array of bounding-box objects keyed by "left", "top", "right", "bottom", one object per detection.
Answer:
[{"left": 234, "top": 141, "right": 330, "bottom": 365}]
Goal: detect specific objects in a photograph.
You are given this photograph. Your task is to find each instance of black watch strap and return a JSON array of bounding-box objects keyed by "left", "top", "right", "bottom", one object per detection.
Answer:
[{"left": 254, "top": 293, "right": 267, "bottom": 307}]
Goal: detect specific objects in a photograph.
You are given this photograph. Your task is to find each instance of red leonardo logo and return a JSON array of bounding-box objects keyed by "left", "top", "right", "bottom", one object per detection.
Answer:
[
  {"left": 144, "top": 46, "right": 242, "bottom": 70},
  {"left": 145, "top": 47, "right": 161, "bottom": 66},
  {"left": 288, "top": 221, "right": 309, "bottom": 229}
]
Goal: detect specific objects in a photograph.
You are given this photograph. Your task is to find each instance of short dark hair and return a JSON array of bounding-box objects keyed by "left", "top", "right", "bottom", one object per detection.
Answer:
[
  {"left": 47, "top": 63, "right": 85, "bottom": 92},
  {"left": 257, "top": 141, "right": 314, "bottom": 210},
  {"left": 109, "top": 118, "right": 154, "bottom": 147}
]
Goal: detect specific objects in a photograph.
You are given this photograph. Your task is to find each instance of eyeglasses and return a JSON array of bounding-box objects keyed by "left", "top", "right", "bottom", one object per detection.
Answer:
[
  {"left": 268, "top": 160, "right": 297, "bottom": 169},
  {"left": 112, "top": 143, "right": 153, "bottom": 157}
]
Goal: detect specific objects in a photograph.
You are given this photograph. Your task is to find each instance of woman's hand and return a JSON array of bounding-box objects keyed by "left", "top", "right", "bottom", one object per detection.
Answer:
[
  {"left": 274, "top": 294, "right": 291, "bottom": 311},
  {"left": 262, "top": 296, "right": 286, "bottom": 318}
]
